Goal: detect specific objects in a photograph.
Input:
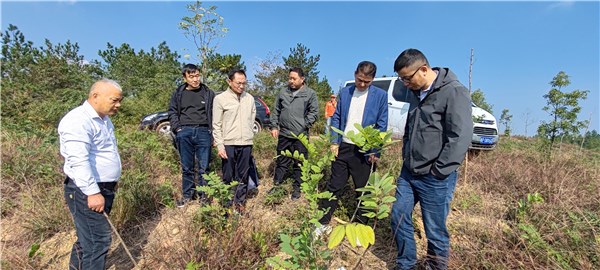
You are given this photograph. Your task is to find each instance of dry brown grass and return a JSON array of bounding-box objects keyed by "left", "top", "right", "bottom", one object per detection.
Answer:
[
  {"left": 135, "top": 182, "right": 296, "bottom": 269},
  {"left": 450, "top": 137, "right": 600, "bottom": 269},
  {"left": 1, "top": 131, "right": 72, "bottom": 269},
  {"left": 2, "top": 130, "right": 599, "bottom": 269}
]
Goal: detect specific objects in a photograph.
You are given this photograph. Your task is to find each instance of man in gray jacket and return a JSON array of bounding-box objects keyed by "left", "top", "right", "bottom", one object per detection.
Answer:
[
  {"left": 390, "top": 49, "right": 472, "bottom": 270},
  {"left": 270, "top": 67, "right": 319, "bottom": 199}
]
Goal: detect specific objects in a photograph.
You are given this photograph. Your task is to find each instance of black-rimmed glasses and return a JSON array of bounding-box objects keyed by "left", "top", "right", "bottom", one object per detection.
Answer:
[{"left": 398, "top": 66, "right": 423, "bottom": 83}]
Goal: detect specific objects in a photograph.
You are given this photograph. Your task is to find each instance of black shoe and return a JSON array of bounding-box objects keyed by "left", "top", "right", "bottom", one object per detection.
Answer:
[
  {"left": 291, "top": 189, "right": 301, "bottom": 200},
  {"left": 247, "top": 188, "right": 259, "bottom": 199},
  {"left": 176, "top": 197, "right": 192, "bottom": 208},
  {"left": 197, "top": 193, "right": 210, "bottom": 204},
  {"left": 224, "top": 200, "right": 233, "bottom": 209}
]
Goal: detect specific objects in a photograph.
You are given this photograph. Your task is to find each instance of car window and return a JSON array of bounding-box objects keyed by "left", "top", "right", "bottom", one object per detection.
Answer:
[
  {"left": 372, "top": 81, "right": 391, "bottom": 92},
  {"left": 392, "top": 80, "right": 410, "bottom": 102}
]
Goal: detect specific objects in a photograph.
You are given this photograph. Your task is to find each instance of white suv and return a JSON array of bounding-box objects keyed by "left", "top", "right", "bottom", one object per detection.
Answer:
[
  {"left": 470, "top": 103, "right": 498, "bottom": 150},
  {"left": 343, "top": 77, "right": 498, "bottom": 150}
]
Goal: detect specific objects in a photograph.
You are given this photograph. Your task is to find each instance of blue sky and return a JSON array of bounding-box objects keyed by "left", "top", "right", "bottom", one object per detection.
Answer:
[{"left": 2, "top": 1, "right": 599, "bottom": 136}]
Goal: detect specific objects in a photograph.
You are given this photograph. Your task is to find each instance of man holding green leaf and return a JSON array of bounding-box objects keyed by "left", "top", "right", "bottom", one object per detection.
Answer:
[{"left": 317, "top": 61, "right": 388, "bottom": 230}]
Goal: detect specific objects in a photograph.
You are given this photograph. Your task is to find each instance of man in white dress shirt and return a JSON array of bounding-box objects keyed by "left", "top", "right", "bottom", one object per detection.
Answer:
[{"left": 58, "top": 79, "right": 123, "bottom": 270}]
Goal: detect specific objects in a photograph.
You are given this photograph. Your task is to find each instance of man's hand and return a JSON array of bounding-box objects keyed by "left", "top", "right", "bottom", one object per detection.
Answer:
[
  {"left": 430, "top": 168, "right": 445, "bottom": 180},
  {"left": 271, "top": 129, "right": 279, "bottom": 138},
  {"left": 218, "top": 149, "right": 228, "bottom": 159},
  {"left": 330, "top": 144, "right": 339, "bottom": 157},
  {"left": 368, "top": 155, "right": 379, "bottom": 164},
  {"left": 88, "top": 193, "right": 105, "bottom": 213}
]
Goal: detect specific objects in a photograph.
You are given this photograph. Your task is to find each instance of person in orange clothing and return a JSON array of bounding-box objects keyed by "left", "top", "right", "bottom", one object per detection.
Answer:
[{"left": 324, "top": 94, "right": 337, "bottom": 134}]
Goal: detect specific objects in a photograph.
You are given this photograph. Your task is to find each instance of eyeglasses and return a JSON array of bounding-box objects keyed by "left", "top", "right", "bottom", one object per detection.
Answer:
[
  {"left": 231, "top": 81, "right": 247, "bottom": 86},
  {"left": 398, "top": 66, "right": 423, "bottom": 83}
]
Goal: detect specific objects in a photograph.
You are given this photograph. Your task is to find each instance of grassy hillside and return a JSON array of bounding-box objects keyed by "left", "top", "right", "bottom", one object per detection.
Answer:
[{"left": 1, "top": 127, "right": 599, "bottom": 269}]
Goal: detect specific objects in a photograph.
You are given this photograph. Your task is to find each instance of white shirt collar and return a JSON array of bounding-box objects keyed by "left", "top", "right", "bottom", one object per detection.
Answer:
[
  {"left": 82, "top": 100, "right": 104, "bottom": 120},
  {"left": 420, "top": 70, "right": 439, "bottom": 100}
]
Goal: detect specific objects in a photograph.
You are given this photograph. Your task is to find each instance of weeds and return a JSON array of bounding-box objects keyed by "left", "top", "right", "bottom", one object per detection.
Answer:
[
  {"left": 2, "top": 124, "right": 599, "bottom": 269},
  {"left": 263, "top": 183, "right": 289, "bottom": 206},
  {"left": 267, "top": 133, "right": 335, "bottom": 269},
  {"left": 194, "top": 172, "right": 238, "bottom": 230},
  {"left": 516, "top": 192, "right": 544, "bottom": 219},
  {"left": 198, "top": 172, "right": 238, "bottom": 208},
  {"left": 463, "top": 139, "right": 600, "bottom": 269}
]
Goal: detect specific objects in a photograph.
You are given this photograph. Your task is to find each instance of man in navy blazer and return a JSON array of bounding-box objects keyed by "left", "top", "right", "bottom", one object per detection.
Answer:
[{"left": 318, "top": 61, "right": 388, "bottom": 228}]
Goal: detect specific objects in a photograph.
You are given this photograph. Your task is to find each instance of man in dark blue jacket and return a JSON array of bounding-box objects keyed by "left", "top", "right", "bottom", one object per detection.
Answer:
[
  {"left": 168, "top": 64, "right": 216, "bottom": 207},
  {"left": 317, "top": 61, "right": 388, "bottom": 228},
  {"left": 390, "top": 49, "right": 472, "bottom": 270}
]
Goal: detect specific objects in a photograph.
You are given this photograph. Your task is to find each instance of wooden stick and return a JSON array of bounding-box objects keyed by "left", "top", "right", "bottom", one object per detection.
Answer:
[{"left": 103, "top": 212, "right": 138, "bottom": 268}]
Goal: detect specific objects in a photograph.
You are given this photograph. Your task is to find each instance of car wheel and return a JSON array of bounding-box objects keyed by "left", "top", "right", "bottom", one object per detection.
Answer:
[
  {"left": 155, "top": 121, "right": 172, "bottom": 137},
  {"left": 253, "top": 120, "right": 262, "bottom": 134}
]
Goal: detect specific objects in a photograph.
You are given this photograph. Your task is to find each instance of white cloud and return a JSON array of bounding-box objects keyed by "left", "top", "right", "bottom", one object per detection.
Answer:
[
  {"left": 58, "top": 0, "right": 78, "bottom": 5},
  {"left": 546, "top": 1, "right": 575, "bottom": 11}
]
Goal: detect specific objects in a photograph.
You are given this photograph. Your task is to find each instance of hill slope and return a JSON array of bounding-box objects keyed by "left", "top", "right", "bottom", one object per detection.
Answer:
[{"left": 2, "top": 132, "right": 599, "bottom": 269}]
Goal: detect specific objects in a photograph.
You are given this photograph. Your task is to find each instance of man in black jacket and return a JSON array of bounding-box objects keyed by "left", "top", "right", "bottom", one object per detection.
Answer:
[
  {"left": 390, "top": 49, "right": 472, "bottom": 270},
  {"left": 168, "top": 64, "right": 216, "bottom": 207}
]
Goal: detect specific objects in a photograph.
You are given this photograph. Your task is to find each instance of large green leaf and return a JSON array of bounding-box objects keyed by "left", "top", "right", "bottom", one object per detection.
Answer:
[
  {"left": 361, "top": 201, "right": 377, "bottom": 207},
  {"left": 376, "top": 212, "right": 389, "bottom": 219},
  {"left": 345, "top": 223, "right": 358, "bottom": 248},
  {"left": 382, "top": 196, "right": 396, "bottom": 204},
  {"left": 328, "top": 225, "right": 346, "bottom": 249},
  {"left": 378, "top": 205, "right": 390, "bottom": 215},
  {"left": 279, "top": 234, "right": 295, "bottom": 256},
  {"left": 363, "top": 212, "right": 377, "bottom": 218},
  {"left": 356, "top": 223, "right": 375, "bottom": 248},
  {"left": 355, "top": 187, "right": 372, "bottom": 193}
]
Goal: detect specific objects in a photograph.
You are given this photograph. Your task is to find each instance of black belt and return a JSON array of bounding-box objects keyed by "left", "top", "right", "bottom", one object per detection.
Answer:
[{"left": 65, "top": 176, "right": 118, "bottom": 191}]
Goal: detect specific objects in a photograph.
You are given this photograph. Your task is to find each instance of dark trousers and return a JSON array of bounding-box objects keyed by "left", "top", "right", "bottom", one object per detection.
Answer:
[
  {"left": 176, "top": 126, "right": 212, "bottom": 199},
  {"left": 64, "top": 177, "right": 115, "bottom": 270},
  {"left": 273, "top": 135, "right": 308, "bottom": 189},
  {"left": 319, "top": 142, "right": 375, "bottom": 225},
  {"left": 222, "top": 145, "right": 252, "bottom": 205}
]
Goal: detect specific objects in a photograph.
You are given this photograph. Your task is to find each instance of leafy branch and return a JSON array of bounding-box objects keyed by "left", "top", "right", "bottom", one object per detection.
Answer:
[
  {"left": 267, "top": 133, "right": 335, "bottom": 269},
  {"left": 326, "top": 125, "right": 398, "bottom": 269}
]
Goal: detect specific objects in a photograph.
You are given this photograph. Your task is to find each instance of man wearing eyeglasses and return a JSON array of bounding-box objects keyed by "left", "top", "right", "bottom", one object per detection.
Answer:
[
  {"left": 390, "top": 49, "right": 472, "bottom": 270},
  {"left": 168, "top": 64, "right": 216, "bottom": 208},
  {"left": 212, "top": 69, "right": 256, "bottom": 212},
  {"left": 316, "top": 61, "right": 388, "bottom": 232}
]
